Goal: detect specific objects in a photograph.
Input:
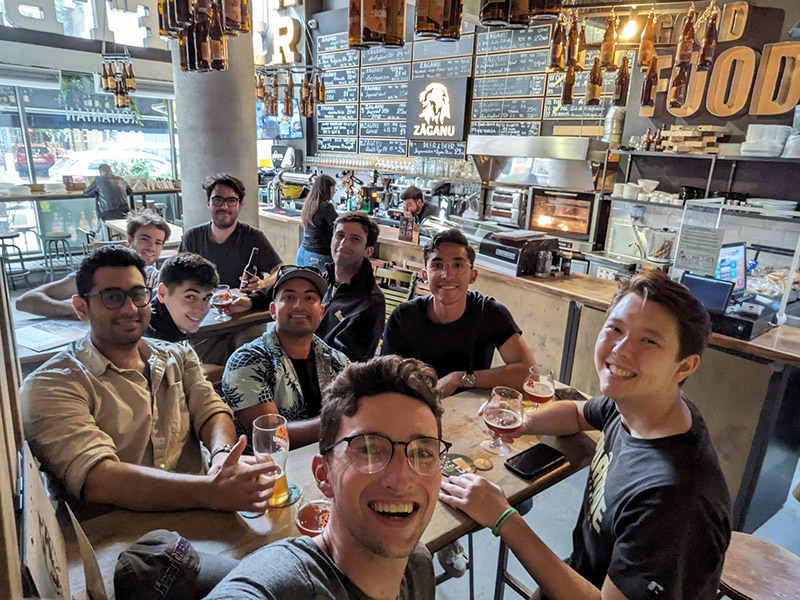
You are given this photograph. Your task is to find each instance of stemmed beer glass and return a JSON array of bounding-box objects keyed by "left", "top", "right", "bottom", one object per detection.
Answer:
[
  {"left": 211, "top": 285, "right": 233, "bottom": 322},
  {"left": 481, "top": 386, "right": 523, "bottom": 456},
  {"left": 522, "top": 367, "right": 555, "bottom": 412}
]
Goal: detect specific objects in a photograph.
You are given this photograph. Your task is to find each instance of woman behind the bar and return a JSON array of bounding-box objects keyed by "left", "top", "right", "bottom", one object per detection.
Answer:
[{"left": 296, "top": 174, "right": 337, "bottom": 268}]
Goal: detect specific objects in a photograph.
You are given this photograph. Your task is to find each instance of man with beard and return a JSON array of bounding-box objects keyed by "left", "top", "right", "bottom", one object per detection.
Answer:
[
  {"left": 222, "top": 266, "right": 349, "bottom": 451},
  {"left": 208, "top": 355, "right": 443, "bottom": 600},
  {"left": 20, "top": 246, "right": 276, "bottom": 514},
  {"left": 400, "top": 186, "right": 438, "bottom": 224}
]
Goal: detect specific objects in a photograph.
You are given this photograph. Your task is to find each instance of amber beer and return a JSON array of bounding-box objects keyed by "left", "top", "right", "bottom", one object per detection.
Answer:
[
  {"left": 415, "top": 0, "right": 444, "bottom": 38},
  {"left": 483, "top": 407, "right": 523, "bottom": 437},
  {"left": 561, "top": 65, "right": 575, "bottom": 105},
  {"left": 348, "top": 0, "right": 367, "bottom": 48},
  {"left": 640, "top": 56, "right": 658, "bottom": 106},
  {"left": 697, "top": 11, "right": 718, "bottom": 71},
  {"left": 507, "top": 0, "right": 530, "bottom": 29},
  {"left": 549, "top": 18, "right": 565, "bottom": 71},
  {"left": 438, "top": 0, "right": 463, "bottom": 41},
  {"left": 209, "top": 0, "right": 228, "bottom": 71},
  {"left": 269, "top": 469, "right": 291, "bottom": 507},
  {"left": 585, "top": 56, "right": 602, "bottom": 105},
  {"left": 669, "top": 63, "right": 689, "bottom": 108},
  {"left": 384, "top": 0, "right": 407, "bottom": 46},
  {"left": 479, "top": 0, "right": 507, "bottom": 27},
  {"left": 600, "top": 13, "right": 617, "bottom": 70},
  {"left": 575, "top": 19, "right": 587, "bottom": 71},
  {"left": 362, "top": 0, "right": 387, "bottom": 46},
  {"left": 638, "top": 9, "right": 656, "bottom": 70},
  {"left": 295, "top": 501, "right": 331, "bottom": 537},
  {"left": 565, "top": 15, "right": 578, "bottom": 67},
  {"left": 523, "top": 380, "right": 555, "bottom": 405}
]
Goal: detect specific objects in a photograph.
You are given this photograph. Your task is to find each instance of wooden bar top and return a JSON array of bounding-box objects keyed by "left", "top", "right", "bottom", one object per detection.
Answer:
[
  {"left": 0, "top": 188, "right": 181, "bottom": 203},
  {"left": 260, "top": 209, "right": 800, "bottom": 368}
]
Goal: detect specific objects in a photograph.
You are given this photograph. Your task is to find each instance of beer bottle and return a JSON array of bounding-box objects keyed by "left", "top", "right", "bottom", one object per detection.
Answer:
[
  {"left": 319, "top": 78, "right": 327, "bottom": 104},
  {"left": 240, "top": 248, "right": 259, "bottom": 292},
  {"left": 575, "top": 19, "right": 587, "bottom": 71},
  {"left": 113, "top": 77, "right": 121, "bottom": 108},
  {"left": 549, "top": 18, "right": 566, "bottom": 71},
  {"left": 415, "top": 0, "right": 444, "bottom": 38},
  {"left": 675, "top": 8, "right": 695, "bottom": 66},
  {"left": 313, "top": 75, "right": 321, "bottom": 104},
  {"left": 120, "top": 64, "right": 129, "bottom": 92},
  {"left": 642, "top": 127, "right": 653, "bottom": 151},
  {"left": 284, "top": 76, "right": 294, "bottom": 116},
  {"left": 179, "top": 29, "right": 190, "bottom": 71},
  {"left": 697, "top": 11, "right": 718, "bottom": 71},
  {"left": 348, "top": 0, "right": 367, "bottom": 47},
  {"left": 126, "top": 63, "right": 136, "bottom": 92},
  {"left": 668, "top": 63, "right": 688, "bottom": 108},
  {"left": 561, "top": 65, "right": 575, "bottom": 105},
  {"left": 175, "top": 0, "right": 192, "bottom": 26},
  {"left": 210, "top": 1, "right": 228, "bottom": 71},
  {"left": 507, "top": 0, "right": 531, "bottom": 29},
  {"left": 542, "top": 0, "right": 561, "bottom": 20},
  {"left": 300, "top": 73, "right": 310, "bottom": 116},
  {"left": 653, "top": 124, "right": 666, "bottom": 151},
  {"left": 439, "top": 0, "right": 463, "bottom": 41},
  {"left": 362, "top": 0, "right": 387, "bottom": 46},
  {"left": 223, "top": 0, "right": 242, "bottom": 33},
  {"left": 256, "top": 74, "right": 265, "bottom": 100},
  {"left": 638, "top": 9, "right": 656, "bottom": 70},
  {"left": 566, "top": 14, "right": 578, "bottom": 67},
  {"left": 585, "top": 56, "right": 602, "bottom": 105},
  {"left": 158, "top": 0, "right": 170, "bottom": 39},
  {"left": 239, "top": 0, "right": 251, "bottom": 33},
  {"left": 384, "top": 0, "right": 407, "bottom": 46},
  {"left": 600, "top": 13, "right": 617, "bottom": 70},
  {"left": 613, "top": 55, "right": 629, "bottom": 106},
  {"left": 101, "top": 63, "right": 110, "bottom": 92},
  {"left": 194, "top": 9, "right": 212, "bottom": 72},
  {"left": 166, "top": 0, "right": 182, "bottom": 33},
  {"left": 640, "top": 55, "right": 658, "bottom": 107},
  {"left": 271, "top": 76, "right": 279, "bottom": 114},
  {"left": 479, "top": 0, "right": 507, "bottom": 27}
]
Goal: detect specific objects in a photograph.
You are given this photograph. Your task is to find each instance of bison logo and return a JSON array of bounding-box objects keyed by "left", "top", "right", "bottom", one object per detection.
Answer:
[{"left": 413, "top": 82, "right": 456, "bottom": 137}]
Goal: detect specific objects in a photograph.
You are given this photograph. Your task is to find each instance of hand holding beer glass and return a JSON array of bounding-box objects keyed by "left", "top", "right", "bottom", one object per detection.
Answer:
[
  {"left": 481, "top": 386, "right": 523, "bottom": 456},
  {"left": 523, "top": 367, "right": 555, "bottom": 412},
  {"left": 253, "top": 414, "right": 292, "bottom": 507},
  {"left": 211, "top": 284, "right": 233, "bottom": 322}
]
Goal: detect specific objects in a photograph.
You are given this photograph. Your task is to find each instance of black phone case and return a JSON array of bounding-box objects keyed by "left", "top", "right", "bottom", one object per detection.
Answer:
[{"left": 504, "top": 443, "right": 567, "bottom": 480}]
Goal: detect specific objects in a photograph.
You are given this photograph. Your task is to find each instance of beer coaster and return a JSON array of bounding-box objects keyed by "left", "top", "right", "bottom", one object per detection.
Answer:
[
  {"left": 473, "top": 457, "right": 494, "bottom": 471},
  {"left": 441, "top": 454, "right": 476, "bottom": 477}
]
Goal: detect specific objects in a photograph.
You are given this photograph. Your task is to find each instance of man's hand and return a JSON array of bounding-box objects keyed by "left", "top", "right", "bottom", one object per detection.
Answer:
[
  {"left": 204, "top": 435, "right": 276, "bottom": 513},
  {"left": 240, "top": 275, "right": 269, "bottom": 293},
  {"left": 229, "top": 295, "right": 253, "bottom": 314},
  {"left": 437, "top": 371, "right": 466, "bottom": 398},
  {"left": 439, "top": 473, "right": 511, "bottom": 529}
]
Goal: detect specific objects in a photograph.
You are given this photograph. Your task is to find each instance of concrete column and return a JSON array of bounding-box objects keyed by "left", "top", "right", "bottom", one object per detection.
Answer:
[{"left": 172, "top": 33, "right": 258, "bottom": 229}]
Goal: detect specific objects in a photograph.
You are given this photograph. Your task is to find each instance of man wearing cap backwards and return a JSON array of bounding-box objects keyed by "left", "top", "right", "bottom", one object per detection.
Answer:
[
  {"left": 20, "top": 246, "right": 276, "bottom": 514},
  {"left": 222, "top": 266, "right": 350, "bottom": 450},
  {"left": 208, "top": 355, "right": 443, "bottom": 600}
]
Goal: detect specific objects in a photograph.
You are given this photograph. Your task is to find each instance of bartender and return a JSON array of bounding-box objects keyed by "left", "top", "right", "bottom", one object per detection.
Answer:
[{"left": 401, "top": 185, "right": 438, "bottom": 223}]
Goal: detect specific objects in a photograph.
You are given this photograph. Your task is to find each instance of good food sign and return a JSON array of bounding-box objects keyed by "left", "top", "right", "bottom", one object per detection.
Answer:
[{"left": 406, "top": 78, "right": 469, "bottom": 142}]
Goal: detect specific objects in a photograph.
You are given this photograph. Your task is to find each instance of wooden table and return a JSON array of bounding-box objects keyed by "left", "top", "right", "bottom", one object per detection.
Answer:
[
  {"left": 104, "top": 219, "right": 183, "bottom": 249},
  {"left": 64, "top": 391, "right": 595, "bottom": 599}
]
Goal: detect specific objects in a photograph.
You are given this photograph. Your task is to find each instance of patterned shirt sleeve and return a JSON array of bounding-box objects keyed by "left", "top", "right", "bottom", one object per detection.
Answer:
[{"left": 222, "top": 345, "right": 277, "bottom": 413}]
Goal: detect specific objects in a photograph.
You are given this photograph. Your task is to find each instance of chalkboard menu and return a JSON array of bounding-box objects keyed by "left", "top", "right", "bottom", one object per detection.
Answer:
[
  {"left": 361, "top": 83, "right": 408, "bottom": 102},
  {"left": 361, "top": 45, "right": 412, "bottom": 65},
  {"left": 475, "top": 49, "right": 549, "bottom": 76},
  {"left": 470, "top": 121, "right": 541, "bottom": 136},
  {"left": 359, "top": 138, "right": 408, "bottom": 156},
  {"left": 318, "top": 104, "right": 358, "bottom": 120},
  {"left": 326, "top": 86, "right": 359, "bottom": 103},
  {"left": 318, "top": 137, "right": 358, "bottom": 153},
  {"left": 360, "top": 121, "right": 407, "bottom": 138},
  {"left": 325, "top": 68, "right": 359, "bottom": 87},
  {"left": 543, "top": 97, "right": 608, "bottom": 120},
  {"left": 413, "top": 36, "right": 474, "bottom": 61},
  {"left": 319, "top": 121, "right": 358, "bottom": 137},
  {"left": 317, "top": 32, "right": 348, "bottom": 53},
  {"left": 476, "top": 25, "right": 552, "bottom": 53},
  {"left": 409, "top": 140, "right": 466, "bottom": 159},
  {"left": 546, "top": 71, "right": 616, "bottom": 97},
  {"left": 361, "top": 63, "right": 411, "bottom": 84},
  {"left": 472, "top": 98, "right": 543, "bottom": 120},
  {"left": 474, "top": 74, "right": 546, "bottom": 98},
  {"left": 412, "top": 57, "right": 472, "bottom": 79},
  {"left": 318, "top": 49, "right": 360, "bottom": 70},
  {"left": 361, "top": 102, "right": 407, "bottom": 120}
]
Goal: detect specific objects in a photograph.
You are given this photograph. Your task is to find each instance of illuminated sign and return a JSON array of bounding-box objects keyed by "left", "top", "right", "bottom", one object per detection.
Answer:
[{"left": 407, "top": 78, "right": 468, "bottom": 141}]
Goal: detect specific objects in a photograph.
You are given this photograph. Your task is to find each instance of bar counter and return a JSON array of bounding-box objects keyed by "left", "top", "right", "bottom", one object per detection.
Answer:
[{"left": 259, "top": 208, "right": 800, "bottom": 533}]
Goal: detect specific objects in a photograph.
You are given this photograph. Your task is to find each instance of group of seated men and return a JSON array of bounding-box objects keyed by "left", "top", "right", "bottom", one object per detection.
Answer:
[{"left": 17, "top": 171, "right": 732, "bottom": 600}]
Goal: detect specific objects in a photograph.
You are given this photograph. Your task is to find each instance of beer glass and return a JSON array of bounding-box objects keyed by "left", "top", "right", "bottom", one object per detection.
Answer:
[
  {"left": 211, "top": 284, "right": 233, "bottom": 322},
  {"left": 294, "top": 483, "right": 331, "bottom": 537},
  {"left": 523, "top": 367, "right": 555, "bottom": 412},
  {"left": 481, "top": 386, "right": 523, "bottom": 456},
  {"left": 253, "top": 414, "right": 292, "bottom": 507}
]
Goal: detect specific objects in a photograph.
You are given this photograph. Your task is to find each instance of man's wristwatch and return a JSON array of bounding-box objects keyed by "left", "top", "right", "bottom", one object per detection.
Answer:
[
  {"left": 461, "top": 372, "right": 476, "bottom": 389},
  {"left": 208, "top": 444, "right": 234, "bottom": 467}
]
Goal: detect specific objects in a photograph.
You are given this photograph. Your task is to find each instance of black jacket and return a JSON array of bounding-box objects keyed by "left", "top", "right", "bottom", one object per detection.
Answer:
[{"left": 146, "top": 298, "right": 186, "bottom": 343}]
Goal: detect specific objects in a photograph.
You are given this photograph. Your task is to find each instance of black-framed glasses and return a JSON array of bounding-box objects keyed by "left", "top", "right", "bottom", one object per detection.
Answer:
[
  {"left": 83, "top": 286, "right": 153, "bottom": 310},
  {"left": 321, "top": 433, "right": 452, "bottom": 476},
  {"left": 210, "top": 195, "right": 241, "bottom": 207}
]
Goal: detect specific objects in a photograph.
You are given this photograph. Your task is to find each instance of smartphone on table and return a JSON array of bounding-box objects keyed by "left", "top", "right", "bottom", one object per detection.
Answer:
[{"left": 504, "top": 443, "right": 567, "bottom": 480}]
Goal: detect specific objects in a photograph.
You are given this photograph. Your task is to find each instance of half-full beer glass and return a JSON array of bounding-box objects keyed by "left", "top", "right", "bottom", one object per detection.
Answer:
[{"left": 253, "top": 414, "right": 291, "bottom": 507}]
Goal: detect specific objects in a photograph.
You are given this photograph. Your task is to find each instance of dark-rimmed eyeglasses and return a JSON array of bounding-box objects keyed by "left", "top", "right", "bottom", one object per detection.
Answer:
[
  {"left": 83, "top": 286, "right": 153, "bottom": 310},
  {"left": 321, "top": 433, "right": 452, "bottom": 476},
  {"left": 277, "top": 264, "right": 323, "bottom": 278},
  {"left": 210, "top": 195, "right": 241, "bottom": 207}
]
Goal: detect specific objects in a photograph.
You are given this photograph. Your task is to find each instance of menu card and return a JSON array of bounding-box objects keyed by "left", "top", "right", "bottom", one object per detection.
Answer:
[{"left": 16, "top": 321, "right": 86, "bottom": 352}]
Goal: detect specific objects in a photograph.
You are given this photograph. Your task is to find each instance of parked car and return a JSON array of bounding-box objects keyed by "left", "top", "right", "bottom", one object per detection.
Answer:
[
  {"left": 50, "top": 150, "right": 173, "bottom": 179},
  {"left": 14, "top": 144, "right": 56, "bottom": 177}
]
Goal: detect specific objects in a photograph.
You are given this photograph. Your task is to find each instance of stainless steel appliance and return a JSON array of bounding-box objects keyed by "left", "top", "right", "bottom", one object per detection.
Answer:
[{"left": 485, "top": 186, "right": 527, "bottom": 227}]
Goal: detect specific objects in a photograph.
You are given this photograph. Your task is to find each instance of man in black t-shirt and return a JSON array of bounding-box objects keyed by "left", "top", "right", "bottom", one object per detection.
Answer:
[
  {"left": 440, "top": 271, "right": 732, "bottom": 600},
  {"left": 382, "top": 228, "right": 537, "bottom": 397}
]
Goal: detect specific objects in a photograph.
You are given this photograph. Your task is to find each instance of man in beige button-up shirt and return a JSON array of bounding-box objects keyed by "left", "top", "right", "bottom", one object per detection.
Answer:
[{"left": 21, "top": 245, "right": 277, "bottom": 513}]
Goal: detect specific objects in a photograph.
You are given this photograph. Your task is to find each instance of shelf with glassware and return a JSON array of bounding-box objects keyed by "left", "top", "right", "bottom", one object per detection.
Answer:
[{"left": 304, "top": 155, "right": 481, "bottom": 183}]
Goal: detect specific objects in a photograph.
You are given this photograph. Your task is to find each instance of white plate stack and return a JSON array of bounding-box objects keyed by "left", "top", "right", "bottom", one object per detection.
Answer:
[
  {"left": 7, "top": 185, "right": 30, "bottom": 196},
  {"left": 741, "top": 124, "right": 792, "bottom": 157},
  {"left": 748, "top": 198, "right": 798, "bottom": 216},
  {"left": 44, "top": 182, "right": 68, "bottom": 194}
]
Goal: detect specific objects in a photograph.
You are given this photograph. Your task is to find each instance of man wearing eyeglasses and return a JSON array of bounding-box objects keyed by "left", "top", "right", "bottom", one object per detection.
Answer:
[
  {"left": 222, "top": 266, "right": 349, "bottom": 451},
  {"left": 21, "top": 246, "right": 276, "bottom": 515},
  {"left": 208, "top": 355, "right": 444, "bottom": 600}
]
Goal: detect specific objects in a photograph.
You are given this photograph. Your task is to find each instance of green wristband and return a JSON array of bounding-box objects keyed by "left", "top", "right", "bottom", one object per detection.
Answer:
[{"left": 491, "top": 507, "right": 518, "bottom": 536}]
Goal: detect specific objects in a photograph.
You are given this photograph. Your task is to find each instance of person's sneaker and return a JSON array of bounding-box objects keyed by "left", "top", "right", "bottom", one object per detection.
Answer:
[{"left": 437, "top": 540, "right": 468, "bottom": 578}]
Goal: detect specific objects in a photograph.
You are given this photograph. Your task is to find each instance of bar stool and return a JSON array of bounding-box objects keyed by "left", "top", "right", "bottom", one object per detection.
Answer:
[
  {"left": 37, "top": 232, "right": 74, "bottom": 281},
  {"left": 717, "top": 532, "right": 800, "bottom": 599},
  {"left": 0, "top": 232, "right": 30, "bottom": 290}
]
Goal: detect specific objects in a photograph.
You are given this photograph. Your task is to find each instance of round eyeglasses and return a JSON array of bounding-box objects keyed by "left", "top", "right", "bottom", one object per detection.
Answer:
[
  {"left": 83, "top": 286, "right": 153, "bottom": 310},
  {"left": 321, "top": 433, "right": 452, "bottom": 476}
]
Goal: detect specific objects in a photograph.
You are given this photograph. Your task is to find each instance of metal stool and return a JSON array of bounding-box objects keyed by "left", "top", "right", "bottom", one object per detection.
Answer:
[
  {"left": 38, "top": 232, "right": 74, "bottom": 282},
  {"left": 717, "top": 532, "right": 800, "bottom": 599},
  {"left": 0, "top": 232, "right": 30, "bottom": 290}
]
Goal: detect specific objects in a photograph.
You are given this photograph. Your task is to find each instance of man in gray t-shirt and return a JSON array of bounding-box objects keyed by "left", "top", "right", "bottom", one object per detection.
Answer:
[{"left": 207, "top": 355, "right": 447, "bottom": 600}]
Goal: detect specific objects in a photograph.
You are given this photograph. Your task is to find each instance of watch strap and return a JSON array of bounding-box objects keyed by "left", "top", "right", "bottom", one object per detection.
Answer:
[
  {"left": 208, "top": 444, "right": 234, "bottom": 466},
  {"left": 461, "top": 372, "right": 476, "bottom": 389}
]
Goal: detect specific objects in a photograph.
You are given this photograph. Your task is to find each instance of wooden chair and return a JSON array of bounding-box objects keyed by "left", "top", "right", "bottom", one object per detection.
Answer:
[
  {"left": 717, "top": 532, "right": 800, "bottom": 599},
  {"left": 411, "top": 273, "right": 431, "bottom": 299},
  {"left": 375, "top": 267, "right": 415, "bottom": 322}
]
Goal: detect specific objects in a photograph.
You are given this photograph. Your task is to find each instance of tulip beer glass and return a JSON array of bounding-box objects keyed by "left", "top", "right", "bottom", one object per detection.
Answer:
[
  {"left": 523, "top": 367, "right": 555, "bottom": 412},
  {"left": 481, "top": 386, "right": 523, "bottom": 456},
  {"left": 294, "top": 483, "right": 331, "bottom": 537},
  {"left": 211, "top": 284, "right": 233, "bottom": 322}
]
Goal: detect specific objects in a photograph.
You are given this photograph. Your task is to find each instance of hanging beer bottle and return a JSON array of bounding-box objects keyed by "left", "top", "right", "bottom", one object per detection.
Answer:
[
  {"left": 223, "top": 0, "right": 242, "bottom": 33},
  {"left": 566, "top": 14, "right": 578, "bottom": 67},
  {"left": 543, "top": 0, "right": 561, "bottom": 20},
  {"left": 179, "top": 29, "right": 190, "bottom": 71},
  {"left": 126, "top": 63, "right": 136, "bottom": 92},
  {"left": 256, "top": 74, "right": 265, "bottom": 100},
  {"left": 175, "top": 0, "right": 192, "bottom": 26},
  {"left": 194, "top": 9, "right": 212, "bottom": 71},
  {"left": 613, "top": 55, "right": 630, "bottom": 106},
  {"left": 675, "top": 7, "right": 695, "bottom": 66},
  {"left": 574, "top": 19, "right": 587, "bottom": 71},
  {"left": 479, "top": 0, "right": 507, "bottom": 27},
  {"left": 120, "top": 64, "right": 129, "bottom": 92},
  {"left": 600, "top": 12, "right": 617, "bottom": 70},
  {"left": 314, "top": 75, "right": 321, "bottom": 104},
  {"left": 549, "top": 17, "right": 566, "bottom": 71},
  {"left": 209, "top": 0, "right": 228, "bottom": 71},
  {"left": 239, "top": 0, "right": 251, "bottom": 33},
  {"left": 697, "top": 10, "right": 718, "bottom": 71},
  {"left": 439, "top": 0, "right": 463, "bottom": 41},
  {"left": 586, "top": 56, "right": 602, "bottom": 105},
  {"left": 362, "top": 0, "right": 387, "bottom": 46},
  {"left": 349, "top": 0, "right": 367, "bottom": 47},
  {"left": 507, "top": 0, "right": 531, "bottom": 29},
  {"left": 319, "top": 78, "right": 327, "bottom": 104},
  {"left": 653, "top": 124, "right": 666, "bottom": 151},
  {"left": 415, "top": 0, "right": 444, "bottom": 38},
  {"left": 284, "top": 74, "right": 294, "bottom": 116},
  {"left": 300, "top": 73, "right": 310, "bottom": 116},
  {"left": 640, "top": 55, "right": 658, "bottom": 106},
  {"left": 642, "top": 128, "right": 653, "bottom": 151},
  {"left": 158, "top": 0, "right": 170, "bottom": 38},
  {"left": 384, "top": 0, "right": 407, "bottom": 46},
  {"left": 101, "top": 63, "right": 110, "bottom": 92},
  {"left": 166, "top": 0, "right": 182, "bottom": 33},
  {"left": 113, "top": 78, "right": 121, "bottom": 108},
  {"left": 561, "top": 65, "right": 575, "bottom": 105},
  {"left": 668, "top": 63, "right": 689, "bottom": 108},
  {"left": 638, "top": 9, "right": 656, "bottom": 70}
]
